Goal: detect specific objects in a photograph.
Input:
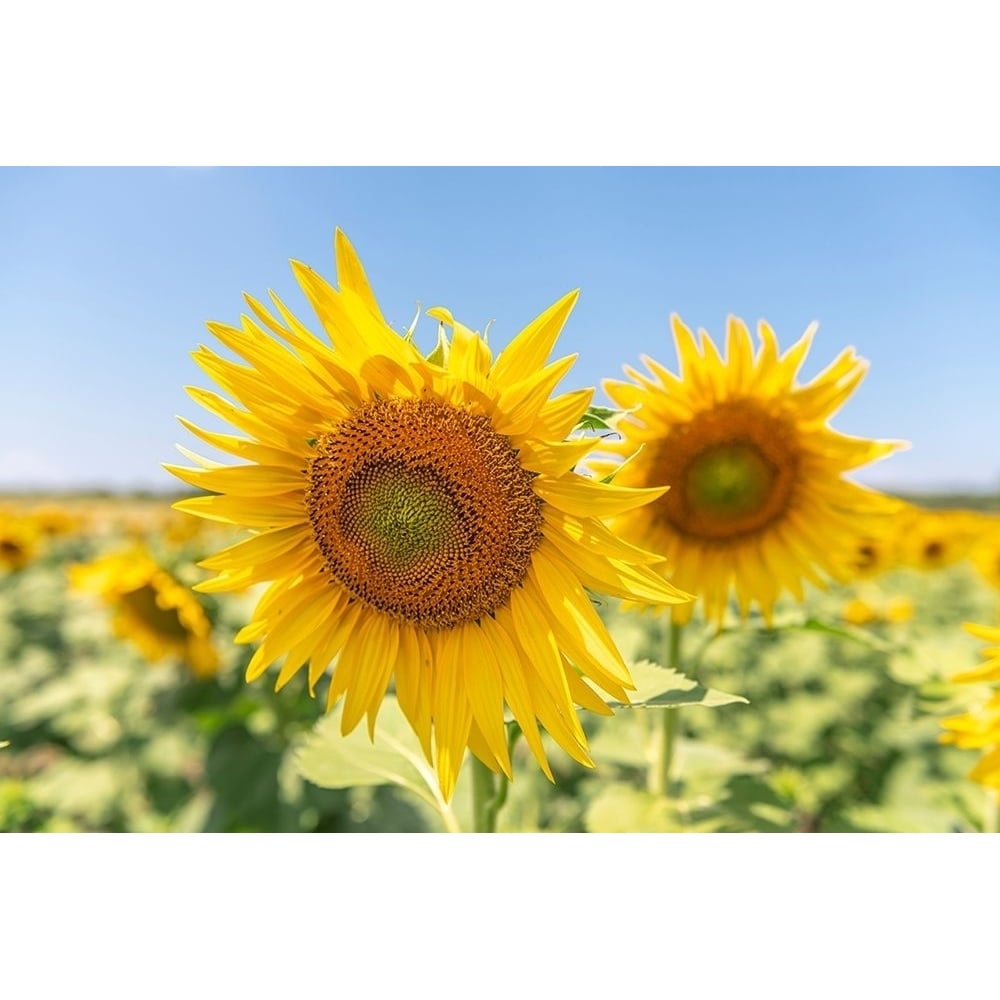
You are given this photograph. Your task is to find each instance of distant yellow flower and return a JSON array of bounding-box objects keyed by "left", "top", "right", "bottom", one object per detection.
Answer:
[
  {"left": 0, "top": 516, "right": 41, "bottom": 572},
  {"left": 600, "top": 314, "right": 903, "bottom": 624},
  {"left": 842, "top": 523, "right": 900, "bottom": 580},
  {"left": 841, "top": 594, "right": 912, "bottom": 626},
  {"left": 884, "top": 596, "right": 914, "bottom": 624},
  {"left": 24, "top": 505, "right": 83, "bottom": 539},
  {"left": 69, "top": 549, "right": 219, "bottom": 679},
  {"left": 842, "top": 598, "right": 878, "bottom": 626},
  {"left": 168, "top": 230, "right": 690, "bottom": 799},
  {"left": 940, "top": 623, "right": 1000, "bottom": 790},
  {"left": 970, "top": 518, "right": 1000, "bottom": 590},
  {"left": 895, "top": 505, "right": 979, "bottom": 571}
]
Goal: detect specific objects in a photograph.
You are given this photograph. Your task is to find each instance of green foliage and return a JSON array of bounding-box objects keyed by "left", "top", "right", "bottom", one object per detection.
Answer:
[
  {"left": 2, "top": 498, "right": 998, "bottom": 832},
  {"left": 608, "top": 659, "right": 748, "bottom": 709},
  {"left": 295, "top": 697, "right": 462, "bottom": 832}
]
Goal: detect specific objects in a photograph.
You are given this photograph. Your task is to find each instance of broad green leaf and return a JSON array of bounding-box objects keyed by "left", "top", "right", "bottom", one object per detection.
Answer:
[
  {"left": 294, "top": 695, "right": 460, "bottom": 831},
  {"left": 608, "top": 659, "right": 748, "bottom": 709}
]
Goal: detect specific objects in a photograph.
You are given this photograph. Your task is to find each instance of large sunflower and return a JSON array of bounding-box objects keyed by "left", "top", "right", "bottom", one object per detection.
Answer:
[
  {"left": 168, "top": 230, "right": 689, "bottom": 799},
  {"left": 599, "top": 314, "right": 903, "bottom": 624},
  {"left": 70, "top": 548, "right": 219, "bottom": 679}
]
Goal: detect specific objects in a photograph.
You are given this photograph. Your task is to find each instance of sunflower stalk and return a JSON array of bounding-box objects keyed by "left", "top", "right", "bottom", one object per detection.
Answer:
[
  {"left": 648, "top": 620, "right": 685, "bottom": 798},
  {"left": 470, "top": 756, "right": 504, "bottom": 833}
]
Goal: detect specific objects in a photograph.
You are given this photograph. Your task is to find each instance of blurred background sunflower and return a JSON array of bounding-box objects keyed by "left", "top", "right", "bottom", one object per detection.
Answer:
[{"left": 598, "top": 314, "right": 905, "bottom": 624}]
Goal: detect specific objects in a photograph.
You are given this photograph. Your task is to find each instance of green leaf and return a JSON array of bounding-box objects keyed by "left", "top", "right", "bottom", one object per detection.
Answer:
[
  {"left": 294, "top": 696, "right": 460, "bottom": 831},
  {"left": 608, "top": 659, "right": 749, "bottom": 709},
  {"left": 797, "top": 616, "right": 895, "bottom": 652},
  {"left": 750, "top": 613, "right": 895, "bottom": 652},
  {"left": 574, "top": 405, "right": 619, "bottom": 433}
]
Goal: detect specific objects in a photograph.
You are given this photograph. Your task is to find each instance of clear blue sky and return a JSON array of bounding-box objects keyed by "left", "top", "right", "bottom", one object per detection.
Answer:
[{"left": 1, "top": 167, "right": 998, "bottom": 493}]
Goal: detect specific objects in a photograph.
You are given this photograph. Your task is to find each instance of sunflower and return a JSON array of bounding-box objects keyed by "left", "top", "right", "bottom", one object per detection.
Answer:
[
  {"left": 0, "top": 515, "right": 41, "bottom": 572},
  {"left": 69, "top": 548, "right": 219, "bottom": 679},
  {"left": 167, "top": 230, "right": 689, "bottom": 799},
  {"left": 894, "top": 505, "right": 979, "bottom": 572},
  {"left": 840, "top": 594, "right": 913, "bottom": 627},
  {"left": 23, "top": 504, "right": 84, "bottom": 539},
  {"left": 968, "top": 516, "right": 1000, "bottom": 590},
  {"left": 940, "top": 623, "right": 1000, "bottom": 790},
  {"left": 842, "top": 522, "right": 900, "bottom": 580},
  {"left": 599, "top": 314, "right": 903, "bottom": 625},
  {"left": 841, "top": 597, "right": 878, "bottom": 626}
]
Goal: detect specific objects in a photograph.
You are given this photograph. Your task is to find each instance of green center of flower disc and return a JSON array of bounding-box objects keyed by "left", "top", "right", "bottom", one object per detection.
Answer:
[
  {"left": 649, "top": 401, "right": 800, "bottom": 542},
  {"left": 345, "top": 463, "right": 461, "bottom": 571},
  {"left": 684, "top": 443, "right": 776, "bottom": 521}
]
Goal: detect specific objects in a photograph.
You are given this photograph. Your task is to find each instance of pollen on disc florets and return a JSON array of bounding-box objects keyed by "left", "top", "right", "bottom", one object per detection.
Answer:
[
  {"left": 649, "top": 400, "right": 801, "bottom": 542},
  {"left": 306, "top": 396, "right": 544, "bottom": 630}
]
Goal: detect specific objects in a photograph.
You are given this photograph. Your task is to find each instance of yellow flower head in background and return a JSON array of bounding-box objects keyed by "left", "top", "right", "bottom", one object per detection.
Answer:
[
  {"left": 940, "top": 622, "right": 1000, "bottom": 790},
  {"left": 895, "top": 505, "right": 979, "bottom": 572},
  {"left": 69, "top": 548, "right": 219, "bottom": 679},
  {"left": 0, "top": 515, "right": 41, "bottom": 572},
  {"left": 968, "top": 515, "right": 1000, "bottom": 590},
  {"left": 841, "top": 594, "right": 913, "bottom": 627},
  {"left": 841, "top": 597, "right": 878, "bottom": 626},
  {"left": 168, "top": 230, "right": 690, "bottom": 799},
  {"left": 843, "top": 523, "right": 900, "bottom": 580},
  {"left": 600, "top": 315, "right": 904, "bottom": 625},
  {"left": 23, "top": 504, "right": 84, "bottom": 539}
]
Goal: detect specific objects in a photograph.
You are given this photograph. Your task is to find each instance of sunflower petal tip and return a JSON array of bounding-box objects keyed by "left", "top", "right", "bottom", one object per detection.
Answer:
[{"left": 426, "top": 305, "right": 454, "bottom": 326}]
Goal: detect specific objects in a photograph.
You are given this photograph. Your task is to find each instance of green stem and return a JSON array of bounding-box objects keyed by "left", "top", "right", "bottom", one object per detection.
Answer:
[
  {"left": 650, "top": 620, "right": 684, "bottom": 797},
  {"left": 470, "top": 724, "right": 519, "bottom": 832},
  {"left": 471, "top": 756, "right": 496, "bottom": 832}
]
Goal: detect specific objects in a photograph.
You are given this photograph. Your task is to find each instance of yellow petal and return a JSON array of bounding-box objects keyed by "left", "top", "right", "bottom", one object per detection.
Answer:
[
  {"left": 491, "top": 290, "right": 579, "bottom": 385},
  {"left": 462, "top": 624, "right": 512, "bottom": 779},
  {"left": 334, "top": 228, "right": 387, "bottom": 323},
  {"left": 533, "top": 474, "right": 669, "bottom": 518}
]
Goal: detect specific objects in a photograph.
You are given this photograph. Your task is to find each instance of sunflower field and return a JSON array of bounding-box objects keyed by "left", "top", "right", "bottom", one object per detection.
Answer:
[
  {"left": 2, "top": 492, "right": 999, "bottom": 833},
  {"left": 2, "top": 233, "right": 1000, "bottom": 833}
]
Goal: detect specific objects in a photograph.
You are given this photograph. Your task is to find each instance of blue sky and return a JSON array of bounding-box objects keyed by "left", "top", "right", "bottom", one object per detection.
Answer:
[{"left": 1, "top": 167, "right": 998, "bottom": 493}]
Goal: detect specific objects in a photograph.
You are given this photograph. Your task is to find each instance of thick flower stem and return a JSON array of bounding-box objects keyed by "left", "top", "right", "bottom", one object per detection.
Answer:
[
  {"left": 650, "top": 621, "right": 684, "bottom": 797},
  {"left": 471, "top": 756, "right": 502, "bottom": 832}
]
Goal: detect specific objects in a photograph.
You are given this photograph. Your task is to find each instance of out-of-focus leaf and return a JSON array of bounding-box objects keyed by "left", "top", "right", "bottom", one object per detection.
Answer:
[
  {"left": 607, "top": 659, "right": 748, "bottom": 709},
  {"left": 294, "top": 696, "right": 459, "bottom": 832},
  {"left": 584, "top": 782, "right": 681, "bottom": 832},
  {"left": 574, "top": 405, "right": 619, "bottom": 433}
]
